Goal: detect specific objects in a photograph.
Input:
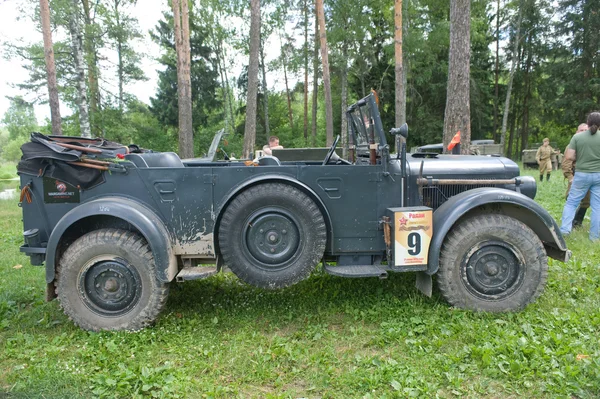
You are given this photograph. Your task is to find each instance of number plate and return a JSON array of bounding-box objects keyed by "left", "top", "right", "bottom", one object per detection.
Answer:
[{"left": 391, "top": 207, "right": 432, "bottom": 267}]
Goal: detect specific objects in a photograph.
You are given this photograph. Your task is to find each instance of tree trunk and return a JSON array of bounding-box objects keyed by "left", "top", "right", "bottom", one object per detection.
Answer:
[
  {"left": 40, "top": 0, "right": 62, "bottom": 136},
  {"left": 311, "top": 5, "right": 318, "bottom": 147},
  {"left": 500, "top": 0, "right": 524, "bottom": 152},
  {"left": 493, "top": 0, "right": 500, "bottom": 142},
  {"left": 340, "top": 40, "right": 348, "bottom": 158},
  {"left": 315, "top": 0, "right": 333, "bottom": 146},
  {"left": 520, "top": 32, "right": 532, "bottom": 155},
  {"left": 243, "top": 0, "right": 261, "bottom": 159},
  {"left": 115, "top": 0, "right": 124, "bottom": 111},
  {"left": 217, "top": 37, "right": 235, "bottom": 130},
  {"left": 82, "top": 0, "right": 100, "bottom": 136},
  {"left": 259, "top": 44, "right": 270, "bottom": 139},
  {"left": 394, "top": 0, "right": 406, "bottom": 143},
  {"left": 507, "top": 101, "right": 517, "bottom": 159},
  {"left": 281, "top": 35, "right": 294, "bottom": 134},
  {"left": 173, "top": 0, "right": 194, "bottom": 158},
  {"left": 213, "top": 32, "right": 230, "bottom": 134},
  {"left": 443, "top": 0, "right": 471, "bottom": 154},
  {"left": 68, "top": 0, "right": 91, "bottom": 138},
  {"left": 303, "top": 0, "right": 309, "bottom": 143}
]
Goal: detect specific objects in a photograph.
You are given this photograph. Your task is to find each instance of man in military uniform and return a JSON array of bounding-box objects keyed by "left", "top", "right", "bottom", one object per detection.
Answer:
[
  {"left": 536, "top": 138, "right": 556, "bottom": 181},
  {"left": 563, "top": 123, "right": 590, "bottom": 227}
]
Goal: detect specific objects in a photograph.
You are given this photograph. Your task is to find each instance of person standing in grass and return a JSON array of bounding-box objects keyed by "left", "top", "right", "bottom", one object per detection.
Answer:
[
  {"left": 536, "top": 138, "right": 557, "bottom": 182},
  {"left": 560, "top": 112, "right": 600, "bottom": 241},
  {"left": 563, "top": 123, "right": 590, "bottom": 228}
]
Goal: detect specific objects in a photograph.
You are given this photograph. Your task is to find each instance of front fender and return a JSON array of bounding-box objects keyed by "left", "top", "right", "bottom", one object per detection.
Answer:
[
  {"left": 46, "top": 197, "right": 177, "bottom": 283},
  {"left": 427, "top": 187, "right": 569, "bottom": 275}
]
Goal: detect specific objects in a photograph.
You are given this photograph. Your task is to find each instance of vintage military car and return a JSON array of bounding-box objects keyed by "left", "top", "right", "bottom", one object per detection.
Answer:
[{"left": 18, "top": 93, "right": 569, "bottom": 331}]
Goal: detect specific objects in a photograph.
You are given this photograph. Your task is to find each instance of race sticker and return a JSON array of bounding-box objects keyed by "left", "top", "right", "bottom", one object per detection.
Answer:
[
  {"left": 394, "top": 209, "right": 432, "bottom": 267},
  {"left": 43, "top": 178, "right": 80, "bottom": 203}
]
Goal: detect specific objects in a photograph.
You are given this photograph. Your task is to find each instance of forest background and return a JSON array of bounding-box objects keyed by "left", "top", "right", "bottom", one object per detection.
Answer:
[{"left": 0, "top": 0, "right": 598, "bottom": 162}]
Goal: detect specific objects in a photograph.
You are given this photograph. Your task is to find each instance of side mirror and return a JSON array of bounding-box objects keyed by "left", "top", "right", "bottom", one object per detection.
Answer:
[{"left": 390, "top": 123, "right": 408, "bottom": 139}]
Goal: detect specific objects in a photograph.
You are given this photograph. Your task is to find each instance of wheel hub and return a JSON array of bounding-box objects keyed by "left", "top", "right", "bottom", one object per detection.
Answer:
[
  {"left": 463, "top": 241, "right": 524, "bottom": 298},
  {"left": 244, "top": 208, "right": 300, "bottom": 266},
  {"left": 79, "top": 258, "right": 141, "bottom": 316}
]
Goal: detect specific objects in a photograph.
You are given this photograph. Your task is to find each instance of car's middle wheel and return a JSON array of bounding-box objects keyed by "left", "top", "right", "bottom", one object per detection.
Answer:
[
  {"left": 437, "top": 214, "right": 548, "bottom": 312},
  {"left": 218, "top": 183, "right": 327, "bottom": 289}
]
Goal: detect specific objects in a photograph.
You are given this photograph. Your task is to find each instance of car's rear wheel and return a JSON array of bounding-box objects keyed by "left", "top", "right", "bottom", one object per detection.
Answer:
[
  {"left": 219, "top": 183, "right": 326, "bottom": 289},
  {"left": 437, "top": 214, "right": 548, "bottom": 312},
  {"left": 57, "top": 228, "right": 169, "bottom": 331}
]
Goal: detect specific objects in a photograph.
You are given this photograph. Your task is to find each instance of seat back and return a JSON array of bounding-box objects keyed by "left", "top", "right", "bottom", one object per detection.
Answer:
[{"left": 125, "top": 152, "right": 184, "bottom": 168}]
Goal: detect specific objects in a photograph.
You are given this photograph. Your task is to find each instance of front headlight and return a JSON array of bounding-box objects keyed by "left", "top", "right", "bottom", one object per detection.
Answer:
[{"left": 505, "top": 176, "right": 536, "bottom": 199}]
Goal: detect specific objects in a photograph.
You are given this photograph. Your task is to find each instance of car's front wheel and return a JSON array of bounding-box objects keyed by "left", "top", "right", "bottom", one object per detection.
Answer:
[{"left": 437, "top": 214, "right": 548, "bottom": 312}]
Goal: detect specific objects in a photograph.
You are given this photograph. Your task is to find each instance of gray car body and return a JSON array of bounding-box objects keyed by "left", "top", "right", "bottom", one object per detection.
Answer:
[{"left": 20, "top": 149, "right": 568, "bottom": 286}]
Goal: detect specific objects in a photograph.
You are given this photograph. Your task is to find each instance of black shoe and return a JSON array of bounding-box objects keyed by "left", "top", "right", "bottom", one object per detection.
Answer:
[
  {"left": 546, "top": 174, "right": 550, "bottom": 181},
  {"left": 540, "top": 175, "right": 543, "bottom": 182},
  {"left": 573, "top": 207, "right": 587, "bottom": 228}
]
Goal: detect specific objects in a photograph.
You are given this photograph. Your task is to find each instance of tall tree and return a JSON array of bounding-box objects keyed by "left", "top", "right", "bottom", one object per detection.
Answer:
[
  {"left": 81, "top": 0, "right": 101, "bottom": 136},
  {"left": 39, "top": 0, "right": 62, "bottom": 136},
  {"left": 303, "top": 0, "right": 309, "bottom": 143},
  {"left": 259, "top": 44, "right": 270, "bottom": 139},
  {"left": 443, "top": 0, "right": 471, "bottom": 154},
  {"left": 105, "top": 0, "right": 147, "bottom": 111},
  {"left": 280, "top": 33, "right": 295, "bottom": 134},
  {"left": 315, "top": 0, "right": 333, "bottom": 146},
  {"left": 493, "top": 0, "right": 502, "bottom": 141},
  {"left": 394, "top": 0, "right": 406, "bottom": 140},
  {"left": 500, "top": 0, "right": 524, "bottom": 151},
  {"left": 172, "top": 0, "right": 194, "bottom": 158},
  {"left": 68, "top": 0, "right": 91, "bottom": 138},
  {"left": 150, "top": 10, "right": 219, "bottom": 133},
  {"left": 311, "top": 5, "right": 318, "bottom": 147},
  {"left": 243, "top": 0, "right": 261, "bottom": 159}
]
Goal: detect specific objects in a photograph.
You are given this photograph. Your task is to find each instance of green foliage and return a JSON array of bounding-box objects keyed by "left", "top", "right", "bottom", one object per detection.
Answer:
[
  {"left": 1, "top": 169, "right": 600, "bottom": 397},
  {"left": 3, "top": 0, "right": 598, "bottom": 161},
  {"left": 149, "top": 8, "right": 221, "bottom": 132},
  {"left": 2, "top": 138, "right": 28, "bottom": 163},
  {"left": 1, "top": 97, "right": 39, "bottom": 162},
  {"left": 1, "top": 97, "right": 38, "bottom": 141}
]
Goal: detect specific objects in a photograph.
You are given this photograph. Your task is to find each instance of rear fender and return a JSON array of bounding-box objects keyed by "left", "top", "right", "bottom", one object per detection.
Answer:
[
  {"left": 45, "top": 197, "right": 177, "bottom": 283},
  {"left": 427, "top": 187, "right": 569, "bottom": 275},
  {"left": 214, "top": 174, "right": 334, "bottom": 253}
]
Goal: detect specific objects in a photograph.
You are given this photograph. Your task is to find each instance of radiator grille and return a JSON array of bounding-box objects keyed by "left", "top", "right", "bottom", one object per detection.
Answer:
[{"left": 422, "top": 184, "right": 497, "bottom": 209}]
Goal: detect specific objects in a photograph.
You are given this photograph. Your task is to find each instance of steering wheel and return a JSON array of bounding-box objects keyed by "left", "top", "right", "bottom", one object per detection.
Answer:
[{"left": 323, "top": 135, "right": 341, "bottom": 165}]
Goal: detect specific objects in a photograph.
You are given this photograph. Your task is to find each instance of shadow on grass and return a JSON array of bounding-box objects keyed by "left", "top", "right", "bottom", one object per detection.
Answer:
[{"left": 163, "top": 270, "right": 446, "bottom": 330}]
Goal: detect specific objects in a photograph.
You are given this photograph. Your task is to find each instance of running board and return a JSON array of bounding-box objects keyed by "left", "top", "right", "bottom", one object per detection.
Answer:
[
  {"left": 176, "top": 267, "right": 218, "bottom": 282},
  {"left": 324, "top": 265, "right": 388, "bottom": 279}
]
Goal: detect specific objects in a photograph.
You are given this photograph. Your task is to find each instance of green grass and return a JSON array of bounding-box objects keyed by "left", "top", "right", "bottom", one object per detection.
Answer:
[{"left": 1, "top": 167, "right": 599, "bottom": 398}]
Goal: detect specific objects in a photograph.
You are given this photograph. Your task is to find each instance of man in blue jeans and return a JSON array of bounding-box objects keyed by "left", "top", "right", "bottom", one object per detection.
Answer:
[{"left": 561, "top": 112, "right": 600, "bottom": 241}]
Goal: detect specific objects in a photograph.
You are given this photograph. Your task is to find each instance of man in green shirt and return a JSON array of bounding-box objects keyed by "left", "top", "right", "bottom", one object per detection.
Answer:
[
  {"left": 560, "top": 112, "right": 600, "bottom": 241},
  {"left": 563, "top": 123, "right": 590, "bottom": 227}
]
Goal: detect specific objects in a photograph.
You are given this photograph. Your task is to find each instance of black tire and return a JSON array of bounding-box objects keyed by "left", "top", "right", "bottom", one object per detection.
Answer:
[
  {"left": 57, "top": 229, "right": 169, "bottom": 331},
  {"left": 437, "top": 214, "right": 548, "bottom": 312},
  {"left": 219, "top": 183, "right": 327, "bottom": 289}
]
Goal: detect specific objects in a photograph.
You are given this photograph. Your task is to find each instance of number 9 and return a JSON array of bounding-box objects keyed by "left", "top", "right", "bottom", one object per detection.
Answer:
[{"left": 408, "top": 232, "right": 421, "bottom": 256}]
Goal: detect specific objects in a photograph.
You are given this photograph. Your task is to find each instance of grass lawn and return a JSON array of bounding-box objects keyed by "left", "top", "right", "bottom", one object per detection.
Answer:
[{"left": 0, "top": 166, "right": 599, "bottom": 398}]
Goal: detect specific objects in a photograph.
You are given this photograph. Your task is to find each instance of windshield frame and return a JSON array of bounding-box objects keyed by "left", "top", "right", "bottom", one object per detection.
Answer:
[{"left": 346, "top": 93, "right": 387, "bottom": 157}]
